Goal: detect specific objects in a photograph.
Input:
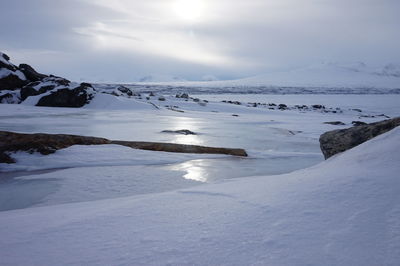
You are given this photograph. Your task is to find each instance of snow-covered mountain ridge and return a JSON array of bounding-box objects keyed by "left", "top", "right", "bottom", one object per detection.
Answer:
[{"left": 122, "top": 62, "right": 400, "bottom": 94}]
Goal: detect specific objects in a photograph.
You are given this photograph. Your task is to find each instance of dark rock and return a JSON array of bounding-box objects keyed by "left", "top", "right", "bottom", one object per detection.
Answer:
[
  {"left": 324, "top": 121, "right": 346, "bottom": 126},
  {"left": 352, "top": 108, "right": 362, "bottom": 112},
  {"left": 312, "top": 104, "right": 325, "bottom": 109},
  {"left": 176, "top": 93, "right": 189, "bottom": 99},
  {"left": 1, "top": 53, "right": 10, "bottom": 61},
  {"left": 0, "top": 152, "right": 15, "bottom": 164},
  {"left": 20, "top": 86, "right": 39, "bottom": 101},
  {"left": 149, "top": 92, "right": 155, "bottom": 97},
  {"left": 161, "top": 129, "right": 197, "bottom": 135},
  {"left": 80, "top": 82, "right": 93, "bottom": 88},
  {"left": 158, "top": 96, "right": 166, "bottom": 101},
  {"left": 0, "top": 74, "right": 27, "bottom": 91},
  {"left": 20, "top": 78, "right": 67, "bottom": 101},
  {"left": 0, "top": 53, "right": 16, "bottom": 71},
  {"left": 278, "top": 104, "right": 287, "bottom": 110},
  {"left": 0, "top": 131, "right": 248, "bottom": 163},
  {"left": 352, "top": 121, "right": 367, "bottom": 126},
  {"left": 193, "top": 98, "right": 200, "bottom": 102},
  {"left": 18, "top": 64, "right": 47, "bottom": 81},
  {"left": 38, "top": 85, "right": 56, "bottom": 94},
  {"left": 319, "top": 117, "right": 400, "bottom": 159},
  {"left": 117, "top": 86, "right": 133, "bottom": 96},
  {"left": 50, "top": 77, "right": 70, "bottom": 86},
  {"left": 36, "top": 84, "right": 94, "bottom": 108}
]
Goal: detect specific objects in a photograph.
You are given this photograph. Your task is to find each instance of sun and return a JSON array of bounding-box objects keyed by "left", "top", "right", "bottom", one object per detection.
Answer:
[{"left": 172, "top": 0, "right": 205, "bottom": 22}]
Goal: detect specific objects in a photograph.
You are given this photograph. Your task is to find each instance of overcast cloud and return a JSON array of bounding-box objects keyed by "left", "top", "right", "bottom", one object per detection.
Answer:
[{"left": 1, "top": 0, "right": 399, "bottom": 82}]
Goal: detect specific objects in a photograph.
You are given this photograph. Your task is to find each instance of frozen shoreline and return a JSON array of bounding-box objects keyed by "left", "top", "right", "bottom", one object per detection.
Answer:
[{"left": 1, "top": 93, "right": 399, "bottom": 211}]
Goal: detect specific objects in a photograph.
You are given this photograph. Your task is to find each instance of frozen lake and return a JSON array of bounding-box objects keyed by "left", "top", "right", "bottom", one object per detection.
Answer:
[{"left": 1, "top": 94, "right": 399, "bottom": 211}]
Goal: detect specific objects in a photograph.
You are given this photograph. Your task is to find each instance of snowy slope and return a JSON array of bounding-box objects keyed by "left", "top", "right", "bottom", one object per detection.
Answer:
[
  {"left": 127, "top": 63, "right": 400, "bottom": 93},
  {"left": 0, "top": 127, "right": 399, "bottom": 265}
]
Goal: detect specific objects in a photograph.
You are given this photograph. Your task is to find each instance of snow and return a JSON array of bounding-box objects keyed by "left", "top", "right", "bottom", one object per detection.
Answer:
[
  {"left": 0, "top": 126, "right": 399, "bottom": 265},
  {"left": 1, "top": 91, "right": 399, "bottom": 264},
  {"left": 0, "top": 53, "right": 12, "bottom": 66},
  {"left": 0, "top": 68, "right": 26, "bottom": 81},
  {"left": 108, "top": 62, "right": 400, "bottom": 94},
  {"left": 85, "top": 93, "right": 157, "bottom": 110},
  {"left": 0, "top": 68, "right": 12, "bottom": 79},
  {"left": 1, "top": 144, "right": 226, "bottom": 172}
]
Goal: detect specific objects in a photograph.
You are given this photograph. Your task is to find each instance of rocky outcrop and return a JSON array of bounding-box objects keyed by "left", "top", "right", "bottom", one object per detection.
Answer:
[
  {"left": 0, "top": 52, "right": 93, "bottom": 106},
  {"left": 0, "top": 73, "right": 28, "bottom": 91},
  {"left": 36, "top": 83, "right": 94, "bottom": 107},
  {"left": 0, "top": 131, "right": 248, "bottom": 163},
  {"left": 0, "top": 53, "right": 28, "bottom": 91},
  {"left": 18, "top": 64, "right": 48, "bottom": 81},
  {"left": 20, "top": 76, "right": 71, "bottom": 101},
  {"left": 319, "top": 117, "right": 400, "bottom": 159}
]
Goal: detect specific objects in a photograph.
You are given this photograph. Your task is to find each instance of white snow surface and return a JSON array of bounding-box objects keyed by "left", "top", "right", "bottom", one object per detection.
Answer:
[
  {"left": 122, "top": 63, "right": 400, "bottom": 93},
  {"left": 0, "top": 127, "right": 399, "bottom": 265},
  {"left": 1, "top": 144, "right": 225, "bottom": 172},
  {"left": 0, "top": 68, "right": 26, "bottom": 80}
]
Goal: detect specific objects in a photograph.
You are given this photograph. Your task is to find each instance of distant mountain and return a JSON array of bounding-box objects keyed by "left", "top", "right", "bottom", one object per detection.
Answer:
[
  {"left": 139, "top": 62, "right": 400, "bottom": 90},
  {"left": 138, "top": 74, "right": 186, "bottom": 82},
  {"left": 218, "top": 62, "right": 400, "bottom": 89}
]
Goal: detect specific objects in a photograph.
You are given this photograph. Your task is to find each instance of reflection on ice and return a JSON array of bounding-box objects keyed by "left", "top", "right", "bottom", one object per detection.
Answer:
[
  {"left": 168, "top": 116, "right": 203, "bottom": 145},
  {"left": 170, "top": 160, "right": 209, "bottom": 182}
]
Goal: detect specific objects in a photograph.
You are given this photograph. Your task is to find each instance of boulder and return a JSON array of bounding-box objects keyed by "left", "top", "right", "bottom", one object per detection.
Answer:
[
  {"left": 324, "top": 121, "right": 346, "bottom": 126},
  {"left": 116, "top": 86, "right": 133, "bottom": 96},
  {"left": 20, "top": 86, "right": 39, "bottom": 101},
  {"left": 18, "top": 64, "right": 47, "bottom": 81},
  {"left": 36, "top": 84, "right": 94, "bottom": 108},
  {"left": 0, "top": 74, "right": 27, "bottom": 91},
  {"left": 1, "top": 53, "right": 10, "bottom": 61},
  {"left": 319, "top": 117, "right": 400, "bottom": 159}
]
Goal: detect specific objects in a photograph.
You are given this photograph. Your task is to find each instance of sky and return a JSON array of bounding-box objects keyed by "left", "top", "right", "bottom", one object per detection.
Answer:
[{"left": 1, "top": 0, "right": 399, "bottom": 82}]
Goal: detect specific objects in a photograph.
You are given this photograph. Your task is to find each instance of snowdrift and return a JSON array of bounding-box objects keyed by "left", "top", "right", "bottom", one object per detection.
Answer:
[{"left": 0, "top": 126, "right": 399, "bottom": 265}]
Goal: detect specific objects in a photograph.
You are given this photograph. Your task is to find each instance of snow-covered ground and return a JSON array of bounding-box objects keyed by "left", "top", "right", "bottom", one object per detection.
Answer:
[
  {"left": 1, "top": 93, "right": 399, "bottom": 212},
  {"left": 97, "top": 62, "right": 400, "bottom": 94},
  {"left": 0, "top": 90, "right": 399, "bottom": 265},
  {"left": 0, "top": 121, "right": 399, "bottom": 265}
]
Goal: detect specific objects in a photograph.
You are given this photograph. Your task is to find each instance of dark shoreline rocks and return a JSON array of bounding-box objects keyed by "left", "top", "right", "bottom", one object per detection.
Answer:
[
  {"left": 319, "top": 117, "right": 400, "bottom": 159},
  {"left": 324, "top": 121, "right": 346, "bottom": 126},
  {"left": 0, "top": 131, "right": 248, "bottom": 164}
]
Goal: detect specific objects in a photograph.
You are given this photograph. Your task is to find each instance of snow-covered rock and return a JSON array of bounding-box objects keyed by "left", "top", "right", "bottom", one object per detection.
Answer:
[
  {"left": 0, "top": 52, "right": 29, "bottom": 91},
  {"left": 36, "top": 83, "right": 95, "bottom": 108},
  {"left": 320, "top": 117, "right": 400, "bottom": 159}
]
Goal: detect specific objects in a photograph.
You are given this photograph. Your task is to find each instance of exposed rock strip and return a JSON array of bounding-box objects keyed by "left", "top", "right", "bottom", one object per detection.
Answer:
[
  {"left": 319, "top": 117, "right": 400, "bottom": 159},
  {"left": 0, "top": 131, "right": 248, "bottom": 164}
]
